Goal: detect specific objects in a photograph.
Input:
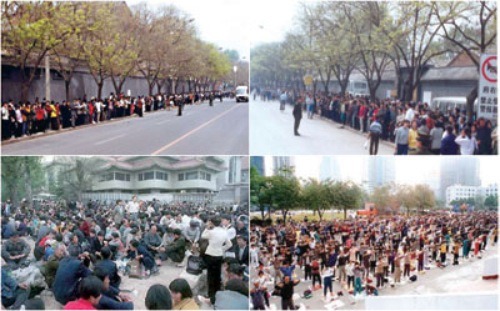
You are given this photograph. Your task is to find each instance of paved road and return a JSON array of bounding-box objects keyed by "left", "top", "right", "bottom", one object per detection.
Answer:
[
  {"left": 250, "top": 99, "right": 393, "bottom": 155},
  {"left": 2, "top": 100, "right": 248, "bottom": 155}
]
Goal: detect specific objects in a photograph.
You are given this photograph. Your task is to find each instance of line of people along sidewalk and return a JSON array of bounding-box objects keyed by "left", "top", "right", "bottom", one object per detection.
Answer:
[
  {"left": 260, "top": 88, "right": 497, "bottom": 155},
  {"left": 1, "top": 91, "right": 226, "bottom": 141}
]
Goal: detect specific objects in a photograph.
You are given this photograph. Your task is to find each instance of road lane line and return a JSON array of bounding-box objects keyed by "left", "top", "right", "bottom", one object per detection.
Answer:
[
  {"left": 94, "top": 134, "right": 126, "bottom": 146},
  {"left": 152, "top": 104, "right": 241, "bottom": 155}
]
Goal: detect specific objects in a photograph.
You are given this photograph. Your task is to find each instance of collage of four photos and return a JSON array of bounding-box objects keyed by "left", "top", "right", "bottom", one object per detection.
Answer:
[{"left": 0, "top": 0, "right": 498, "bottom": 311}]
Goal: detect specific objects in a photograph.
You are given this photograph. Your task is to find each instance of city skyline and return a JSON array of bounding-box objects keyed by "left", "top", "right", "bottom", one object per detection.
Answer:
[{"left": 261, "top": 156, "right": 497, "bottom": 191}]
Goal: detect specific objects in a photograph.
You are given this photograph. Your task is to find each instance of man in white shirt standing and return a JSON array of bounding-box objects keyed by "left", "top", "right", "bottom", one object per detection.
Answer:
[
  {"left": 201, "top": 216, "right": 232, "bottom": 304},
  {"left": 222, "top": 215, "right": 236, "bottom": 258},
  {"left": 126, "top": 195, "right": 139, "bottom": 221},
  {"left": 405, "top": 102, "right": 415, "bottom": 122}
]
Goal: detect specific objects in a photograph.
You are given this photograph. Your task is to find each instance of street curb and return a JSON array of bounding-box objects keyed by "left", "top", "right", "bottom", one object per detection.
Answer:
[
  {"left": 317, "top": 115, "right": 396, "bottom": 149},
  {"left": 1, "top": 113, "right": 142, "bottom": 146}
]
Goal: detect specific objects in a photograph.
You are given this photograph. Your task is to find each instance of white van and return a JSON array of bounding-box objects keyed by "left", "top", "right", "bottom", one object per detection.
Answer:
[
  {"left": 347, "top": 80, "right": 369, "bottom": 97},
  {"left": 235, "top": 86, "right": 249, "bottom": 102},
  {"left": 430, "top": 97, "right": 478, "bottom": 114}
]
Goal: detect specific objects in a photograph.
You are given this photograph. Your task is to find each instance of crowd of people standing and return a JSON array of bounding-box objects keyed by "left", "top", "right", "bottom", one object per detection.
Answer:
[
  {"left": 1, "top": 91, "right": 225, "bottom": 141},
  {"left": 256, "top": 87, "right": 497, "bottom": 155},
  {"left": 250, "top": 211, "right": 497, "bottom": 310}
]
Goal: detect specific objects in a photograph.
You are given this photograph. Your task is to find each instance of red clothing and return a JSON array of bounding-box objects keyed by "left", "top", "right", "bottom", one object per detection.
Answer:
[
  {"left": 35, "top": 107, "right": 45, "bottom": 121},
  {"left": 38, "top": 235, "right": 49, "bottom": 248},
  {"left": 80, "top": 221, "right": 90, "bottom": 236},
  {"left": 64, "top": 298, "right": 96, "bottom": 310},
  {"left": 358, "top": 105, "right": 366, "bottom": 118}
]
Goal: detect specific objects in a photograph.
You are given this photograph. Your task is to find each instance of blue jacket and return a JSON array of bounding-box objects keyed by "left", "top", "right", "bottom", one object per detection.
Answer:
[
  {"left": 441, "top": 134, "right": 458, "bottom": 155},
  {"left": 1, "top": 268, "right": 18, "bottom": 300},
  {"left": 95, "top": 259, "right": 121, "bottom": 289},
  {"left": 53, "top": 257, "right": 91, "bottom": 305},
  {"left": 97, "top": 294, "right": 133, "bottom": 310}
]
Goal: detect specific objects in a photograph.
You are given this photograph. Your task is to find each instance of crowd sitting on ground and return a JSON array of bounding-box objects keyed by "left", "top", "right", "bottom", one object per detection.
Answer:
[
  {"left": 249, "top": 211, "right": 498, "bottom": 310},
  {"left": 1, "top": 90, "right": 227, "bottom": 141},
  {"left": 255, "top": 87, "right": 497, "bottom": 155},
  {"left": 1, "top": 197, "right": 249, "bottom": 310}
]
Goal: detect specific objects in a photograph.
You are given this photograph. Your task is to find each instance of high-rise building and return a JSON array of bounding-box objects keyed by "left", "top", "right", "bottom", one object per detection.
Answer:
[
  {"left": 364, "top": 157, "right": 395, "bottom": 193},
  {"left": 273, "top": 156, "right": 295, "bottom": 177},
  {"left": 319, "top": 157, "right": 342, "bottom": 181},
  {"left": 250, "top": 156, "right": 265, "bottom": 176},
  {"left": 440, "top": 158, "right": 480, "bottom": 200}
]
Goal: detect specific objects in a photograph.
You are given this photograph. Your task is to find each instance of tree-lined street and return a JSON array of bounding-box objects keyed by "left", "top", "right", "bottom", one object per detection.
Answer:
[{"left": 2, "top": 100, "right": 248, "bottom": 155}]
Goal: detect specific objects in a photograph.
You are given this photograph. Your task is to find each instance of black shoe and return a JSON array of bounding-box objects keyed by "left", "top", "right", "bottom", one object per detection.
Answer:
[{"left": 295, "top": 132, "right": 300, "bottom": 136}]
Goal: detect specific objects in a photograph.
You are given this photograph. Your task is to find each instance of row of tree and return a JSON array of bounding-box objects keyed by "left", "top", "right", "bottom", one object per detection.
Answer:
[
  {"left": 1, "top": 156, "right": 96, "bottom": 206},
  {"left": 1, "top": 1, "right": 237, "bottom": 102},
  {"left": 449, "top": 194, "right": 498, "bottom": 211},
  {"left": 250, "top": 166, "right": 441, "bottom": 223},
  {"left": 251, "top": 1, "right": 496, "bottom": 120}
]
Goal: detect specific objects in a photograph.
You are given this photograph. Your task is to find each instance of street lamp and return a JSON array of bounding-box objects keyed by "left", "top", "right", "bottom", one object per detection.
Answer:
[{"left": 233, "top": 65, "right": 238, "bottom": 89}]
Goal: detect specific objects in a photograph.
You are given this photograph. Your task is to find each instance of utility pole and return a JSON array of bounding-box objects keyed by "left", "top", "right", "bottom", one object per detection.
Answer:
[{"left": 45, "top": 54, "right": 51, "bottom": 100}]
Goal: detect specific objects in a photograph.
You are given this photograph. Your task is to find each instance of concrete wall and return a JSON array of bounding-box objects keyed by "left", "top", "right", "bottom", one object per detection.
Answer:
[
  {"left": 365, "top": 293, "right": 498, "bottom": 310},
  {"left": 1, "top": 65, "right": 189, "bottom": 103},
  {"left": 419, "top": 80, "right": 477, "bottom": 102}
]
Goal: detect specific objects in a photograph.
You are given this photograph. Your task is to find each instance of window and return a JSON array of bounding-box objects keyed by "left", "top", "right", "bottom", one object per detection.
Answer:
[
  {"left": 178, "top": 173, "right": 184, "bottom": 181},
  {"left": 100, "top": 173, "right": 113, "bottom": 182},
  {"left": 205, "top": 172, "right": 211, "bottom": 181},
  {"left": 114, "top": 172, "right": 130, "bottom": 181},
  {"left": 144, "top": 171, "right": 155, "bottom": 180},
  {"left": 155, "top": 171, "right": 168, "bottom": 181},
  {"left": 185, "top": 171, "right": 198, "bottom": 180}
]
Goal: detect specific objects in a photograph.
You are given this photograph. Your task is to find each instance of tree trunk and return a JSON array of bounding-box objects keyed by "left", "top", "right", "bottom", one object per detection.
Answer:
[
  {"left": 23, "top": 157, "right": 33, "bottom": 208},
  {"left": 156, "top": 81, "right": 162, "bottom": 95},
  {"left": 97, "top": 82, "right": 104, "bottom": 100},
  {"left": 21, "top": 82, "right": 31, "bottom": 103},
  {"left": 344, "top": 207, "right": 347, "bottom": 220},
  {"left": 466, "top": 86, "right": 478, "bottom": 122},
  {"left": 260, "top": 206, "right": 265, "bottom": 219},
  {"left": 148, "top": 80, "right": 155, "bottom": 96},
  {"left": 283, "top": 210, "right": 288, "bottom": 224},
  {"left": 65, "top": 79, "right": 71, "bottom": 101}
]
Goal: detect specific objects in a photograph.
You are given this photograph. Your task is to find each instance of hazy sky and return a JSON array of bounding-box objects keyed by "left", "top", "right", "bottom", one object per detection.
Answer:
[
  {"left": 126, "top": 0, "right": 250, "bottom": 60},
  {"left": 249, "top": 0, "right": 301, "bottom": 47},
  {"left": 270, "top": 156, "right": 498, "bottom": 186}
]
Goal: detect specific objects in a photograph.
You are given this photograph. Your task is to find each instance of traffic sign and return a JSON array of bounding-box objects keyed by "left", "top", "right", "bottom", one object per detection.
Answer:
[
  {"left": 303, "top": 75, "right": 313, "bottom": 86},
  {"left": 481, "top": 55, "right": 496, "bottom": 83},
  {"left": 478, "top": 54, "right": 497, "bottom": 122}
]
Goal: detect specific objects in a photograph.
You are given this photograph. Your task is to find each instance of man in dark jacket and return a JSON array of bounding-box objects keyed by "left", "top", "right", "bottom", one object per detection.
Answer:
[
  {"left": 476, "top": 118, "right": 492, "bottom": 154},
  {"left": 234, "top": 235, "right": 249, "bottom": 266},
  {"left": 162, "top": 229, "right": 186, "bottom": 263},
  {"left": 94, "top": 247, "right": 121, "bottom": 289},
  {"left": 440, "top": 126, "right": 459, "bottom": 155},
  {"left": 1, "top": 231, "right": 31, "bottom": 267},
  {"left": 293, "top": 99, "right": 303, "bottom": 136},
  {"left": 128, "top": 240, "right": 158, "bottom": 274},
  {"left": 93, "top": 267, "right": 133, "bottom": 310},
  {"left": 52, "top": 247, "right": 92, "bottom": 305}
]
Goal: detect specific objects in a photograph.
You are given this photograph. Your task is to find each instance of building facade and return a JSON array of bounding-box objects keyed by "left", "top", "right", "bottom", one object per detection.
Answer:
[
  {"left": 440, "top": 158, "right": 481, "bottom": 200},
  {"left": 215, "top": 156, "right": 249, "bottom": 204},
  {"left": 273, "top": 156, "right": 295, "bottom": 176},
  {"left": 84, "top": 156, "right": 226, "bottom": 202},
  {"left": 446, "top": 184, "right": 498, "bottom": 206},
  {"left": 319, "top": 157, "right": 342, "bottom": 181},
  {"left": 250, "top": 156, "right": 265, "bottom": 176},
  {"left": 364, "top": 157, "right": 395, "bottom": 193}
]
